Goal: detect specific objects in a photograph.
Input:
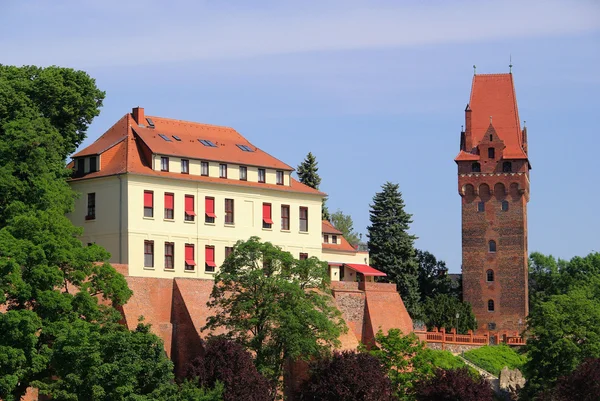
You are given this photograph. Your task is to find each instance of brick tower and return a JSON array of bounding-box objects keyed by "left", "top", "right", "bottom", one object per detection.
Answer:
[{"left": 455, "top": 73, "right": 530, "bottom": 334}]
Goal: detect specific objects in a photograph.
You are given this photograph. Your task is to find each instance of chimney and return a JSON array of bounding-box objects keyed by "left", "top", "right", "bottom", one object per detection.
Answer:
[
  {"left": 132, "top": 107, "right": 145, "bottom": 126},
  {"left": 464, "top": 104, "right": 472, "bottom": 150}
]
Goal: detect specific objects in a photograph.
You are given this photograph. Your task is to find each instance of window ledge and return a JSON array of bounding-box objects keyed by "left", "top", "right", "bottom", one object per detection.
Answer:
[
  {"left": 143, "top": 267, "right": 155, "bottom": 270},
  {"left": 204, "top": 270, "right": 217, "bottom": 275},
  {"left": 143, "top": 216, "right": 155, "bottom": 220},
  {"left": 280, "top": 229, "right": 291, "bottom": 233},
  {"left": 298, "top": 231, "right": 309, "bottom": 234},
  {"left": 204, "top": 222, "right": 216, "bottom": 226},
  {"left": 164, "top": 268, "right": 175, "bottom": 272},
  {"left": 224, "top": 224, "right": 235, "bottom": 228},
  {"left": 84, "top": 218, "right": 96, "bottom": 223},
  {"left": 184, "top": 269, "right": 196, "bottom": 273},
  {"left": 184, "top": 220, "right": 196, "bottom": 224},
  {"left": 262, "top": 227, "right": 273, "bottom": 231},
  {"left": 163, "top": 219, "right": 175, "bottom": 222}
]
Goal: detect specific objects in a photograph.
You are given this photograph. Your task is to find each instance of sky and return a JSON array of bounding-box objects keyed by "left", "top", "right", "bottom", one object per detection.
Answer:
[{"left": 1, "top": 0, "right": 599, "bottom": 272}]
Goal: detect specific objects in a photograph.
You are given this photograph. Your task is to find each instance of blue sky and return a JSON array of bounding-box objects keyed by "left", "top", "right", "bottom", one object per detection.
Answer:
[{"left": 2, "top": 0, "right": 599, "bottom": 272}]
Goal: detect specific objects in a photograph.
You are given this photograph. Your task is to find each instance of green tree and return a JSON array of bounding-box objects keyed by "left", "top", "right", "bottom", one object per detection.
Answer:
[
  {"left": 202, "top": 237, "right": 346, "bottom": 392},
  {"left": 0, "top": 65, "right": 179, "bottom": 400},
  {"left": 367, "top": 182, "right": 420, "bottom": 318},
  {"left": 415, "top": 250, "right": 455, "bottom": 302},
  {"left": 296, "top": 152, "right": 329, "bottom": 220},
  {"left": 421, "top": 294, "right": 476, "bottom": 334},
  {"left": 330, "top": 209, "right": 360, "bottom": 246}
]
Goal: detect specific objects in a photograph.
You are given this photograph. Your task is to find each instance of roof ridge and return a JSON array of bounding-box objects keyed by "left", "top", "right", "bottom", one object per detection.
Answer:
[
  {"left": 147, "top": 115, "right": 235, "bottom": 131},
  {"left": 474, "top": 73, "right": 512, "bottom": 77}
]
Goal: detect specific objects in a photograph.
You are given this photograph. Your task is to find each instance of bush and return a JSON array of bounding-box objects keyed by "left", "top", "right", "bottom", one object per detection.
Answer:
[
  {"left": 421, "top": 349, "right": 467, "bottom": 370},
  {"left": 299, "top": 351, "right": 394, "bottom": 401},
  {"left": 551, "top": 358, "right": 600, "bottom": 401},
  {"left": 187, "top": 337, "right": 271, "bottom": 401},
  {"left": 462, "top": 345, "right": 525, "bottom": 376},
  {"left": 414, "top": 367, "right": 493, "bottom": 401}
]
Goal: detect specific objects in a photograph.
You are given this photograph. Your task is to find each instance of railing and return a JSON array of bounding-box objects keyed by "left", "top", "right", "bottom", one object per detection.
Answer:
[{"left": 414, "top": 327, "right": 525, "bottom": 347}]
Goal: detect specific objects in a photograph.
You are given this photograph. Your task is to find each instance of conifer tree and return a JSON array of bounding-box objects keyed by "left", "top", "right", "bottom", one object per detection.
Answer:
[
  {"left": 297, "top": 152, "right": 330, "bottom": 220},
  {"left": 367, "top": 182, "right": 421, "bottom": 318}
]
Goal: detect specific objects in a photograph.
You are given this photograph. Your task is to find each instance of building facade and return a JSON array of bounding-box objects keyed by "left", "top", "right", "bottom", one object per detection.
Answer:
[
  {"left": 68, "top": 107, "right": 371, "bottom": 280},
  {"left": 455, "top": 73, "right": 530, "bottom": 334}
]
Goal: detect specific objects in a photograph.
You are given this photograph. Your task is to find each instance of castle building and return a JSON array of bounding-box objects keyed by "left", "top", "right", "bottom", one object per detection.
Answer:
[
  {"left": 68, "top": 107, "right": 376, "bottom": 280},
  {"left": 455, "top": 73, "right": 530, "bottom": 334}
]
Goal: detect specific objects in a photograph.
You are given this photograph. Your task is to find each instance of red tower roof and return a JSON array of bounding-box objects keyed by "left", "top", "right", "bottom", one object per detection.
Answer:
[{"left": 467, "top": 73, "right": 527, "bottom": 159}]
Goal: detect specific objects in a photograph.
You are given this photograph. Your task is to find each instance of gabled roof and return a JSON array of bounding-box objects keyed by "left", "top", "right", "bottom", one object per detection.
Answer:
[
  {"left": 322, "top": 220, "right": 343, "bottom": 235},
  {"left": 467, "top": 73, "right": 527, "bottom": 159},
  {"left": 69, "top": 109, "right": 323, "bottom": 196}
]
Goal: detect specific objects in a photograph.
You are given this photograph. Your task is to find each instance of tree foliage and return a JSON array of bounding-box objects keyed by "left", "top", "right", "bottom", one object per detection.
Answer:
[
  {"left": 550, "top": 358, "right": 600, "bottom": 401},
  {"left": 367, "top": 182, "right": 420, "bottom": 318},
  {"left": 422, "top": 294, "right": 476, "bottom": 334},
  {"left": 330, "top": 209, "right": 360, "bottom": 246},
  {"left": 415, "top": 250, "right": 456, "bottom": 302},
  {"left": 523, "top": 252, "right": 600, "bottom": 398},
  {"left": 299, "top": 351, "right": 395, "bottom": 401},
  {"left": 296, "top": 152, "right": 329, "bottom": 220},
  {"left": 187, "top": 337, "right": 271, "bottom": 401},
  {"left": 414, "top": 367, "right": 493, "bottom": 401},
  {"left": 202, "top": 237, "right": 346, "bottom": 389}
]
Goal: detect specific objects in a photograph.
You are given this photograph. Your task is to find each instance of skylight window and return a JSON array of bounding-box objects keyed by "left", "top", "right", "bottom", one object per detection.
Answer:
[
  {"left": 158, "top": 134, "right": 172, "bottom": 142},
  {"left": 236, "top": 144, "right": 254, "bottom": 152},
  {"left": 146, "top": 118, "right": 155, "bottom": 128},
  {"left": 199, "top": 139, "right": 217, "bottom": 147},
  {"left": 172, "top": 135, "right": 182, "bottom": 141}
]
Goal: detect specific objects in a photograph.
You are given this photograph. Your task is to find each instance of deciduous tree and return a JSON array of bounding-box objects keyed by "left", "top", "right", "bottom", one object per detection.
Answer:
[
  {"left": 414, "top": 367, "right": 493, "bottom": 401},
  {"left": 422, "top": 294, "right": 476, "bottom": 334},
  {"left": 203, "top": 237, "right": 346, "bottom": 391},
  {"left": 367, "top": 182, "right": 420, "bottom": 318},
  {"left": 415, "top": 250, "right": 456, "bottom": 302},
  {"left": 330, "top": 209, "right": 360, "bottom": 246}
]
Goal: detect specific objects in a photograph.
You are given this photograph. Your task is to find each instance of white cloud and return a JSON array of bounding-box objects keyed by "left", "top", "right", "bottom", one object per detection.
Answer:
[{"left": 1, "top": 0, "right": 598, "bottom": 67}]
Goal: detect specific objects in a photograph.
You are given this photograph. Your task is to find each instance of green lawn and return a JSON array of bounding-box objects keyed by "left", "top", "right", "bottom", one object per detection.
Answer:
[{"left": 462, "top": 345, "right": 526, "bottom": 376}]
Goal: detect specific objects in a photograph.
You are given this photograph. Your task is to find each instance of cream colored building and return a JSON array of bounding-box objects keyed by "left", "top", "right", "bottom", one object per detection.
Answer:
[{"left": 68, "top": 107, "right": 382, "bottom": 281}]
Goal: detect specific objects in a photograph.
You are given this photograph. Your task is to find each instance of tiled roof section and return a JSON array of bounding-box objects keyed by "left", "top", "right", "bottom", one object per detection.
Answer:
[
  {"left": 468, "top": 73, "right": 527, "bottom": 159},
  {"left": 322, "top": 220, "right": 343, "bottom": 235},
  {"left": 69, "top": 110, "right": 324, "bottom": 196},
  {"left": 133, "top": 117, "right": 293, "bottom": 170},
  {"left": 454, "top": 150, "right": 481, "bottom": 161}
]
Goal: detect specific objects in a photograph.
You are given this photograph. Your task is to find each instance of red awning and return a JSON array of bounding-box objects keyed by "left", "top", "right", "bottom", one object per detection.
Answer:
[
  {"left": 344, "top": 264, "right": 387, "bottom": 277},
  {"left": 186, "top": 211, "right": 197, "bottom": 216},
  {"left": 205, "top": 260, "right": 216, "bottom": 267},
  {"left": 263, "top": 217, "right": 274, "bottom": 224},
  {"left": 185, "top": 259, "right": 196, "bottom": 266},
  {"left": 205, "top": 211, "right": 216, "bottom": 218}
]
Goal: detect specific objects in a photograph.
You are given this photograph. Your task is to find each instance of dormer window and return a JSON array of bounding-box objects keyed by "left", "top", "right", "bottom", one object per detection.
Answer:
[
  {"left": 258, "top": 169, "right": 266, "bottom": 183},
  {"left": 332, "top": 235, "right": 338, "bottom": 244},
  {"left": 324, "top": 234, "right": 329, "bottom": 243},
  {"left": 488, "top": 148, "right": 495, "bottom": 159},
  {"left": 503, "top": 161, "right": 512, "bottom": 172},
  {"left": 89, "top": 156, "right": 98, "bottom": 173},
  {"left": 276, "top": 170, "right": 284, "bottom": 185},
  {"left": 76, "top": 158, "right": 85, "bottom": 174},
  {"left": 161, "top": 157, "right": 169, "bottom": 172},
  {"left": 471, "top": 162, "right": 481, "bottom": 172}
]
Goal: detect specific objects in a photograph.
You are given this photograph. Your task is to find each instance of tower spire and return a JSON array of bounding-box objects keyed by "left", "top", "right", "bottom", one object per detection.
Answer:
[
  {"left": 509, "top": 54, "right": 513, "bottom": 73},
  {"left": 473, "top": 65, "right": 477, "bottom": 75}
]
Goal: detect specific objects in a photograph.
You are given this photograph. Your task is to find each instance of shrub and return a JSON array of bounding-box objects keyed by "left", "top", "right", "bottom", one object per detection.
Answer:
[
  {"left": 421, "top": 349, "right": 467, "bottom": 370},
  {"left": 299, "top": 350, "right": 394, "bottom": 401},
  {"left": 551, "top": 358, "right": 600, "bottom": 401},
  {"left": 462, "top": 345, "right": 525, "bottom": 376},
  {"left": 187, "top": 337, "right": 271, "bottom": 401},
  {"left": 414, "top": 367, "right": 494, "bottom": 401}
]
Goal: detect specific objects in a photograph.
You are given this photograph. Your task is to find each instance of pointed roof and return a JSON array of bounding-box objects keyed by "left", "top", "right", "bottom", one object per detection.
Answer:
[
  {"left": 468, "top": 73, "right": 527, "bottom": 159},
  {"left": 69, "top": 110, "right": 324, "bottom": 196}
]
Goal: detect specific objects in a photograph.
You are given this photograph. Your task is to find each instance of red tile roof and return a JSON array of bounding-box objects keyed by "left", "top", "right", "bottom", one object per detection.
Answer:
[
  {"left": 322, "top": 220, "right": 343, "bottom": 235},
  {"left": 467, "top": 74, "right": 527, "bottom": 159},
  {"left": 344, "top": 263, "right": 386, "bottom": 277},
  {"left": 69, "top": 109, "right": 324, "bottom": 196}
]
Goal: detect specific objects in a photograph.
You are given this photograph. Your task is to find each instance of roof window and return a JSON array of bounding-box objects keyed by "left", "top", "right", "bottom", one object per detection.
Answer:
[
  {"left": 199, "top": 139, "right": 217, "bottom": 147},
  {"left": 237, "top": 144, "right": 254, "bottom": 152},
  {"left": 172, "top": 135, "right": 182, "bottom": 141},
  {"left": 146, "top": 118, "right": 155, "bottom": 128},
  {"left": 158, "top": 134, "right": 172, "bottom": 142}
]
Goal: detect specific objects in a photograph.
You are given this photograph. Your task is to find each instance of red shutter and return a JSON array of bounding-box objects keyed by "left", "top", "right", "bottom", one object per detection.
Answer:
[
  {"left": 185, "top": 195, "right": 196, "bottom": 216},
  {"left": 262, "top": 203, "right": 273, "bottom": 224},
  {"left": 144, "top": 191, "right": 153, "bottom": 207},
  {"left": 165, "top": 193, "right": 174, "bottom": 209},
  {"left": 185, "top": 244, "right": 196, "bottom": 266},
  {"left": 205, "top": 197, "right": 216, "bottom": 217},
  {"left": 205, "top": 246, "right": 216, "bottom": 267}
]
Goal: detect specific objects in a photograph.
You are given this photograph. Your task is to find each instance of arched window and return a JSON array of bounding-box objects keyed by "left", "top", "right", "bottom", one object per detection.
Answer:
[
  {"left": 488, "top": 148, "right": 495, "bottom": 159},
  {"left": 489, "top": 240, "right": 497, "bottom": 253},
  {"left": 501, "top": 200, "right": 509, "bottom": 211},
  {"left": 486, "top": 269, "right": 494, "bottom": 282},
  {"left": 503, "top": 161, "right": 512, "bottom": 172},
  {"left": 488, "top": 299, "right": 495, "bottom": 312},
  {"left": 471, "top": 162, "right": 481, "bottom": 172}
]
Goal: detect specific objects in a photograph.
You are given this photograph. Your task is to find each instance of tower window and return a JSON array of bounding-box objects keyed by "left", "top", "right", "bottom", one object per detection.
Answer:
[
  {"left": 501, "top": 200, "right": 509, "bottom": 211},
  {"left": 471, "top": 162, "right": 481, "bottom": 172},
  {"left": 489, "top": 240, "right": 497, "bottom": 253},
  {"left": 488, "top": 299, "right": 495, "bottom": 312},
  {"left": 488, "top": 148, "right": 495, "bottom": 159},
  {"left": 489, "top": 134, "right": 493, "bottom": 142},
  {"left": 503, "top": 161, "right": 512, "bottom": 172},
  {"left": 477, "top": 202, "right": 485, "bottom": 212},
  {"left": 486, "top": 269, "right": 494, "bottom": 282}
]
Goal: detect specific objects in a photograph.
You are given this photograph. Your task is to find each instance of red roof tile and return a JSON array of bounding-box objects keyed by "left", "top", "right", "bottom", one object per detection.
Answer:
[
  {"left": 322, "top": 220, "right": 343, "bottom": 235},
  {"left": 467, "top": 73, "right": 527, "bottom": 159},
  {"left": 69, "top": 110, "right": 324, "bottom": 196},
  {"left": 344, "top": 264, "right": 386, "bottom": 277}
]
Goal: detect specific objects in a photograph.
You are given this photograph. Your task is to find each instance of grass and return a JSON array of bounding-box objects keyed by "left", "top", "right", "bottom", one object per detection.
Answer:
[{"left": 462, "top": 345, "right": 526, "bottom": 376}]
